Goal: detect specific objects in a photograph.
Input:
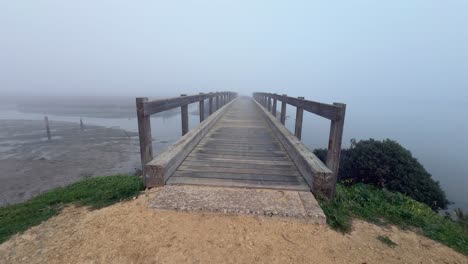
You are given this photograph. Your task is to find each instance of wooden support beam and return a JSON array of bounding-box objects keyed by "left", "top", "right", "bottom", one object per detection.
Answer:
[
  {"left": 136, "top": 97, "right": 153, "bottom": 169},
  {"left": 199, "top": 93, "right": 205, "bottom": 122},
  {"left": 280, "top": 94, "right": 287, "bottom": 125},
  {"left": 209, "top": 95, "right": 213, "bottom": 115},
  {"left": 44, "top": 116, "right": 51, "bottom": 141},
  {"left": 326, "top": 103, "right": 346, "bottom": 198},
  {"left": 181, "top": 94, "right": 189, "bottom": 136},
  {"left": 294, "top": 96, "right": 304, "bottom": 140},
  {"left": 272, "top": 94, "right": 277, "bottom": 117},
  {"left": 267, "top": 97, "right": 272, "bottom": 112}
]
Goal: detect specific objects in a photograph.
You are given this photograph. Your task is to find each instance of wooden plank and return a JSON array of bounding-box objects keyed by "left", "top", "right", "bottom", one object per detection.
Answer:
[
  {"left": 280, "top": 94, "right": 287, "bottom": 125},
  {"left": 294, "top": 96, "right": 304, "bottom": 140},
  {"left": 272, "top": 95, "right": 277, "bottom": 117},
  {"left": 167, "top": 176, "right": 310, "bottom": 191},
  {"left": 144, "top": 98, "right": 237, "bottom": 187},
  {"left": 199, "top": 93, "right": 205, "bottom": 122},
  {"left": 181, "top": 160, "right": 297, "bottom": 170},
  {"left": 177, "top": 165, "right": 301, "bottom": 176},
  {"left": 326, "top": 102, "right": 346, "bottom": 198},
  {"left": 209, "top": 96, "right": 213, "bottom": 115},
  {"left": 188, "top": 153, "right": 291, "bottom": 161},
  {"left": 181, "top": 94, "right": 188, "bottom": 136},
  {"left": 253, "top": 92, "right": 342, "bottom": 120},
  {"left": 183, "top": 156, "right": 295, "bottom": 166},
  {"left": 253, "top": 98, "right": 334, "bottom": 197},
  {"left": 173, "top": 171, "right": 303, "bottom": 182},
  {"left": 136, "top": 97, "right": 153, "bottom": 169},
  {"left": 194, "top": 149, "right": 287, "bottom": 157}
]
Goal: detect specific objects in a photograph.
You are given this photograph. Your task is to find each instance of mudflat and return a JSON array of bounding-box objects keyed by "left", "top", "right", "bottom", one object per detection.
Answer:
[{"left": 0, "top": 119, "right": 140, "bottom": 206}]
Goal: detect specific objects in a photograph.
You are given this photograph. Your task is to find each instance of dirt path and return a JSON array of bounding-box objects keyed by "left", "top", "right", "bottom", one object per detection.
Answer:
[
  {"left": 0, "top": 120, "right": 140, "bottom": 206},
  {"left": 1, "top": 190, "right": 466, "bottom": 264}
]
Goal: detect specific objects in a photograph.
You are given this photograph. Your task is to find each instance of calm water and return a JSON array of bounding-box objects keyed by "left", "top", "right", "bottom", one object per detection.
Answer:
[{"left": 0, "top": 96, "right": 466, "bottom": 211}]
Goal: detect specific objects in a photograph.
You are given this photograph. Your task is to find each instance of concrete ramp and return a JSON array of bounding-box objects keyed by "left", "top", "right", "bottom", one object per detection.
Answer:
[{"left": 150, "top": 185, "right": 326, "bottom": 224}]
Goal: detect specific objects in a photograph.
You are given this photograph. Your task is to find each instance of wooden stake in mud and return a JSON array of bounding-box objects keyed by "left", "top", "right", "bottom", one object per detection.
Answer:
[
  {"left": 80, "top": 118, "right": 84, "bottom": 131},
  {"left": 44, "top": 116, "right": 51, "bottom": 140}
]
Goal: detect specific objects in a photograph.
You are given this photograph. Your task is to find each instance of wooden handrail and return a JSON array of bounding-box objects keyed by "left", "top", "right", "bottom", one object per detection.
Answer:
[
  {"left": 253, "top": 92, "right": 346, "bottom": 198},
  {"left": 136, "top": 91, "right": 237, "bottom": 169},
  {"left": 253, "top": 92, "right": 342, "bottom": 120}
]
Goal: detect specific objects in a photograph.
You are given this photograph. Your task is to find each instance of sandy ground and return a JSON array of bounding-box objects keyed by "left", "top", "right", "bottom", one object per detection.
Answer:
[
  {"left": 0, "top": 120, "right": 140, "bottom": 206},
  {"left": 0, "top": 189, "right": 466, "bottom": 264}
]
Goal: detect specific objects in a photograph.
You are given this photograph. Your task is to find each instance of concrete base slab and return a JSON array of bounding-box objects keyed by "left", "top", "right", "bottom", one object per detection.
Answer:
[{"left": 149, "top": 185, "right": 326, "bottom": 224}]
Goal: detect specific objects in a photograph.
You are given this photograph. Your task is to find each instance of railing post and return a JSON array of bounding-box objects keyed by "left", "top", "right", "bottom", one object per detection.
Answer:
[
  {"left": 209, "top": 94, "right": 213, "bottom": 115},
  {"left": 280, "top": 94, "right": 287, "bottom": 125},
  {"left": 216, "top": 94, "right": 220, "bottom": 110},
  {"left": 294, "top": 96, "right": 304, "bottom": 140},
  {"left": 136, "top": 97, "right": 153, "bottom": 169},
  {"left": 326, "top": 103, "right": 346, "bottom": 198},
  {"left": 272, "top": 94, "right": 277, "bottom": 117},
  {"left": 199, "top": 93, "right": 205, "bottom": 122},
  {"left": 181, "top": 94, "right": 188, "bottom": 136},
  {"left": 267, "top": 96, "right": 272, "bottom": 112},
  {"left": 44, "top": 116, "right": 51, "bottom": 141}
]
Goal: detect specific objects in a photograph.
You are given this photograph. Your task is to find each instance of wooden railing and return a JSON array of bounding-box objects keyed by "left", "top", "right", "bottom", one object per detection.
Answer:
[
  {"left": 253, "top": 92, "right": 346, "bottom": 196},
  {"left": 136, "top": 91, "right": 237, "bottom": 168}
]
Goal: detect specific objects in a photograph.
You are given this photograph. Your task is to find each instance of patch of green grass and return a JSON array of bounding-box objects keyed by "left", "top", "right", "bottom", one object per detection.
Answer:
[
  {"left": 319, "top": 184, "right": 468, "bottom": 255},
  {"left": 377, "top": 235, "right": 397, "bottom": 248},
  {"left": 0, "top": 175, "right": 144, "bottom": 244}
]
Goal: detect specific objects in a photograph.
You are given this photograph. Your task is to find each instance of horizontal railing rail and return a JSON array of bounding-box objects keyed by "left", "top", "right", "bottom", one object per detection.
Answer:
[
  {"left": 252, "top": 92, "right": 346, "bottom": 198},
  {"left": 136, "top": 91, "right": 237, "bottom": 169}
]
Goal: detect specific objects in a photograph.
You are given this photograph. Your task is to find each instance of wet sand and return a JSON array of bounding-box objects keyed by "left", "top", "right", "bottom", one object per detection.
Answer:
[{"left": 0, "top": 120, "right": 141, "bottom": 206}]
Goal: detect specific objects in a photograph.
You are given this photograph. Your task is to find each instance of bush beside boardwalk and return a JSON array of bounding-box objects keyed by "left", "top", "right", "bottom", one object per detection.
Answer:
[{"left": 314, "top": 138, "right": 449, "bottom": 210}]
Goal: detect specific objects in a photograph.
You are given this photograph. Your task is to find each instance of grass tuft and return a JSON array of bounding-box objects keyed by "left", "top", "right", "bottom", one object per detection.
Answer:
[
  {"left": 319, "top": 184, "right": 468, "bottom": 255},
  {"left": 0, "top": 175, "right": 144, "bottom": 244},
  {"left": 377, "top": 235, "right": 397, "bottom": 248}
]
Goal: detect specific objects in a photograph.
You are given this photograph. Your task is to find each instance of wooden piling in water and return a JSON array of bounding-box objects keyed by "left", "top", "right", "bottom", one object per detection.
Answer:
[{"left": 44, "top": 116, "right": 51, "bottom": 140}]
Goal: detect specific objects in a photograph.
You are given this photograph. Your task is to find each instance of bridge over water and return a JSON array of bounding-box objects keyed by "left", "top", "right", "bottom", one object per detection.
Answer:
[{"left": 136, "top": 92, "right": 346, "bottom": 199}]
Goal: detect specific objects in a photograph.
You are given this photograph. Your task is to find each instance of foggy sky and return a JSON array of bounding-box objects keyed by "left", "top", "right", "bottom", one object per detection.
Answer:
[{"left": 1, "top": 1, "right": 467, "bottom": 102}]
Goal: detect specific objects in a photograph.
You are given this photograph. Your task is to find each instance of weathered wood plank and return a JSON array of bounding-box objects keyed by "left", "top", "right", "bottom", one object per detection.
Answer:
[
  {"left": 326, "top": 102, "right": 346, "bottom": 198},
  {"left": 167, "top": 176, "right": 310, "bottom": 191},
  {"left": 294, "top": 96, "right": 304, "bottom": 140},
  {"left": 181, "top": 94, "right": 189, "bottom": 136},
  {"left": 144, "top": 98, "right": 237, "bottom": 187},
  {"left": 177, "top": 165, "right": 301, "bottom": 176},
  {"left": 136, "top": 98, "right": 153, "bottom": 169},
  {"left": 253, "top": 92, "right": 342, "bottom": 120},
  {"left": 173, "top": 171, "right": 303, "bottom": 182},
  {"left": 181, "top": 160, "right": 297, "bottom": 170},
  {"left": 253, "top": 98, "right": 334, "bottom": 198},
  {"left": 199, "top": 93, "right": 205, "bottom": 122}
]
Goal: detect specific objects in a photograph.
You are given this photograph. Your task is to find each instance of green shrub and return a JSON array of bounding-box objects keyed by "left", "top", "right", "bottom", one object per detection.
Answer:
[
  {"left": 314, "top": 139, "right": 448, "bottom": 210},
  {"left": 319, "top": 184, "right": 467, "bottom": 255}
]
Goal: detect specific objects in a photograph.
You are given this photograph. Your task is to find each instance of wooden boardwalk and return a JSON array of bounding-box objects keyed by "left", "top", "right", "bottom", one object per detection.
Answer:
[
  {"left": 138, "top": 92, "right": 345, "bottom": 198},
  {"left": 167, "top": 98, "right": 309, "bottom": 191}
]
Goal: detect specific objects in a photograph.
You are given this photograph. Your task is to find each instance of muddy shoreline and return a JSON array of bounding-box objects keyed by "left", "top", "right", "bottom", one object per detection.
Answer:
[{"left": 0, "top": 119, "right": 141, "bottom": 206}]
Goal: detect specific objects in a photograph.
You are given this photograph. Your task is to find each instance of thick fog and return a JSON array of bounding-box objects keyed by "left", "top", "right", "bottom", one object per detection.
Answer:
[
  {"left": 0, "top": 1, "right": 467, "bottom": 209},
  {"left": 1, "top": 1, "right": 467, "bottom": 100}
]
